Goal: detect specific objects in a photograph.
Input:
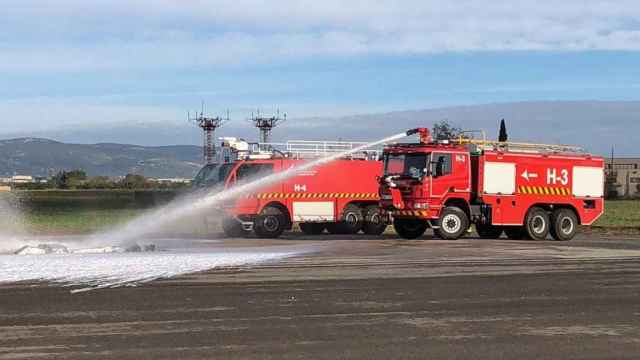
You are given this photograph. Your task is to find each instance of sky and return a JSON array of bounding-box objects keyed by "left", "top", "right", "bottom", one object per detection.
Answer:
[{"left": 1, "top": 0, "right": 640, "bottom": 139}]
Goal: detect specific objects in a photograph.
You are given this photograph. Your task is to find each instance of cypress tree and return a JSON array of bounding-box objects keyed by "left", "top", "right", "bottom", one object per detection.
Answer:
[{"left": 499, "top": 119, "right": 508, "bottom": 142}]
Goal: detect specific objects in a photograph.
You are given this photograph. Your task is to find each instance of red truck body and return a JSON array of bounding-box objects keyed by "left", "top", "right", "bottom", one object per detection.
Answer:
[
  {"left": 194, "top": 139, "right": 385, "bottom": 238},
  {"left": 380, "top": 128, "right": 605, "bottom": 240}
]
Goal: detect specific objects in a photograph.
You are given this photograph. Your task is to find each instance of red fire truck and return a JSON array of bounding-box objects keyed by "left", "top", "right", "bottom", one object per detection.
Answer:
[
  {"left": 379, "top": 128, "right": 605, "bottom": 241},
  {"left": 193, "top": 138, "right": 386, "bottom": 238}
]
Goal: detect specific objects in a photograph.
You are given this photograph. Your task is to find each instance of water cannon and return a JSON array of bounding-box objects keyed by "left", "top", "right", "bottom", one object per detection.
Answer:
[
  {"left": 220, "top": 137, "right": 249, "bottom": 152},
  {"left": 406, "top": 128, "right": 432, "bottom": 144}
]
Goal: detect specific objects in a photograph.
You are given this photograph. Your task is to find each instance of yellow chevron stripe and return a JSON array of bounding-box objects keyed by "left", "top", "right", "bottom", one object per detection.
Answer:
[{"left": 253, "top": 192, "right": 384, "bottom": 199}]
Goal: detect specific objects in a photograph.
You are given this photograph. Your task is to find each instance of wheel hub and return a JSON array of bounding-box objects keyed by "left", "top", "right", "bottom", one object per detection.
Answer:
[
  {"left": 345, "top": 212, "right": 358, "bottom": 225},
  {"left": 532, "top": 215, "right": 546, "bottom": 234},
  {"left": 370, "top": 213, "right": 380, "bottom": 225},
  {"left": 263, "top": 216, "right": 280, "bottom": 232},
  {"left": 560, "top": 216, "right": 574, "bottom": 235},
  {"left": 442, "top": 214, "right": 461, "bottom": 233}
]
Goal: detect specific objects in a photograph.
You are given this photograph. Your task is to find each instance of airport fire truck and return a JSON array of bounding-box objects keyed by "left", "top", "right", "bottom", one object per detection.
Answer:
[
  {"left": 379, "top": 128, "right": 604, "bottom": 240},
  {"left": 193, "top": 138, "right": 386, "bottom": 238}
]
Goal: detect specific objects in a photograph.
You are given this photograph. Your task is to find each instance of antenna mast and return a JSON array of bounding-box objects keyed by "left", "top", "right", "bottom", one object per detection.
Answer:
[
  {"left": 189, "top": 106, "right": 229, "bottom": 164},
  {"left": 250, "top": 109, "right": 286, "bottom": 145}
]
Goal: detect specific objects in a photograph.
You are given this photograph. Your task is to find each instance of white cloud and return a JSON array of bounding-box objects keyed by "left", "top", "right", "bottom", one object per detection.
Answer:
[{"left": 2, "top": 0, "right": 640, "bottom": 72}]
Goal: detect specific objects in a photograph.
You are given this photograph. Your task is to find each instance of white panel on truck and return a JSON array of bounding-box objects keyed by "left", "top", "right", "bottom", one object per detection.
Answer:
[
  {"left": 483, "top": 162, "right": 516, "bottom": 195},
  {"left": 572, "top": 166, "right": 604, "bottom": 197},
  {"left": 292, "top": 202, "right": 334, "bottom": 222}
]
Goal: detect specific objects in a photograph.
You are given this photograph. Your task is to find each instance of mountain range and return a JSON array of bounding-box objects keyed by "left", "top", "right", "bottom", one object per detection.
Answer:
[
  {"left": 3, "top": 101, "right": 636, "bottom": 157},
  {"left": 0, "top": 138, "right": 202, "bottom": 178}
]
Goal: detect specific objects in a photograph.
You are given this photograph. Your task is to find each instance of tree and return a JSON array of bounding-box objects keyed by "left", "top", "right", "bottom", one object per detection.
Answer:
[
  {"left": 120, "top": 174, "right": 148, "bottom": 189},
  {"left": 53, "top": 169, "right": 87, "bottom": 189},
  {"left": 499, "top": 119, "right": 508, "bottom": 142},
  {"left": 84, "top": 176, "right": 115, "bottom": 190},
  {"left": 432, "top": 120, "right": 464, "bottom": 141}
]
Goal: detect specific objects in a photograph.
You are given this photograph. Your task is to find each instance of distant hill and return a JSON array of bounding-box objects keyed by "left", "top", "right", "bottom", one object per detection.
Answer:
[
  {"left": 6, "top": 101, "right": 637, "bottom": 156},
  {"left": 0, "top": 138, "right": 203, "bottom": 178}
]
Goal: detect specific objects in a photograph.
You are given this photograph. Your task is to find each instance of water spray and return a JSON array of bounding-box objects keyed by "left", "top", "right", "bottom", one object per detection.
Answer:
[{"left": 0, "top": 193, "right": 27, "bottom": 252}]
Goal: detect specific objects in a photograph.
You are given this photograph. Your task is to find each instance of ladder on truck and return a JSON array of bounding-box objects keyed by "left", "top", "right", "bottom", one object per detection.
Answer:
[
  {"left": 251, "top": 140, "right": 382, "bottom": 160},
  {"left": 451, "top": 130, "right": 585, "bottom": 155}
]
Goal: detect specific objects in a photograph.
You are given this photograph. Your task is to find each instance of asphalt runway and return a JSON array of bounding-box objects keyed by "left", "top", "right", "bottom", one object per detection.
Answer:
[{"left": 2, "top": 233, "right": 640, "bottom": 359}]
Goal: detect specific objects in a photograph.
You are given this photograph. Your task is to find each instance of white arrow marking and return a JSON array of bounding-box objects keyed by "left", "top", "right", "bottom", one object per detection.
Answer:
[{"left": 521, "top": 170, "right": 539, "bottom": 181}]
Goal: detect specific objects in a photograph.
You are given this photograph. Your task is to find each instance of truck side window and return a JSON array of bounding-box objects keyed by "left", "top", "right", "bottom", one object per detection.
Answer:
[
  {"left": 236, "top": 164, "right": 275, "bottom": 183},
  {"left": 432, "top": 153, "right": 452, "bottom": 177}
]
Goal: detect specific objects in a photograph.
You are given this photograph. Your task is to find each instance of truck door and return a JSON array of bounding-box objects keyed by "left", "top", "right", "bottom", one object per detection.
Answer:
[
  {"left": 231, "top": 162, "right": 278, "bottom": 212},
  {"left": 430, "top": 152, "right": 469, "bottom": 198}
]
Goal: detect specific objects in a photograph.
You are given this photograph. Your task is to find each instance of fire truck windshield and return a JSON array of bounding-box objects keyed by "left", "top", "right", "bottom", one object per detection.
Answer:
[
  {"left": 192, "top": 163, "right": 234, "bottom": 188},
  {"left": 383, "top": 153, "right": 429, "bottom": 179}
]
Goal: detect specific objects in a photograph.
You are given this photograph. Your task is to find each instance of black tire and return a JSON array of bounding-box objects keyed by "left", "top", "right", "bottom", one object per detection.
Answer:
[
  {"left": 436, "top": 206, "right": 469, "bottom": 240},
  {"left": 363, "top": 205, "right": 388, "bottom": 236},
  {"left": 393, "top": 218, "right": 428, "bottom": 239},
  {"left": 550, "top": 208, "right": 578, "bottom": 241},
  {"left": 325, "top": 222, "right": 341, "bottom": 234},
  {"left": 299, "top": 222, "right": 326, "bottom": 235},
  {"left": 254, "top": 206, "right": 288, "bottom": 238},
  {"left": 222, "top": 217, "right": 249, "bottom": 238},
  {"left": 525, "top": 207, "right": 550, "bottom": 241},
  {"left": 475, "top": 223, "right": 504, "bottom": 239},
  {"left": 504, "top": 226, "right": 528, "bottom": 240},
  {"left": 336, "top": 204, "right": 364, "bottom": 234}
]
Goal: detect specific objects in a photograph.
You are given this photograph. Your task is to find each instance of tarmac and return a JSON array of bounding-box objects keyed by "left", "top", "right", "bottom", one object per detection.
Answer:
[{"left": 2, "top": 232, "right": 640, "bottom": 359}]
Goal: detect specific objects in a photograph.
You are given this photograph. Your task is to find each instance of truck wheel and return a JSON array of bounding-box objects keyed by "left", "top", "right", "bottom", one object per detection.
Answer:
[
  {"left": 393, "top": 218, "right": 428, "bottom": 239},
  {"left": 525, "top": 207, "right": 550, "bottom": 241},
  {"left": 504, "top": 227, "right": 528, "bottom": 240},
  {"left": 363, "top": 205, "right": 387, "bottom": 236},
  {"left": 436, "top": 206, "right": 469, "bottom": 240},
  {"left": 336, "top": 204, "right": 364, "bottom": 234},
  {"left": 299, "top": 222, "right": 326, "bottom": 235},
  {"left": 254, "top": 206, "right": 287, "bottom": 238},
  {"left": 222, "top": 217, "right": 249, "bottom": 238},
  {"left": 475, "top": 223, "right": 503, "bottom": 239},
  {"left": 550, "top": 208, "right": 578, "bottom": 241}
]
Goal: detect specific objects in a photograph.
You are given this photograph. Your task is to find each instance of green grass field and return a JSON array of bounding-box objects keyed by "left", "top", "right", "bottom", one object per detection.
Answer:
[
  {"left": 593, "top": 200, "right": 640, "bottom": 228},
  {"left": 10, "top": 190, "right": 190, "bottom": 235},
  {"left": 24, "top": 208, "right": 145, "bottom": 234}
]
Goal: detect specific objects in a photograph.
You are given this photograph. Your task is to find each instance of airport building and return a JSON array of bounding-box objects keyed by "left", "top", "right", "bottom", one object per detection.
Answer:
[{"left": 605, "top": 158, "right": 640, "bottom": 198}]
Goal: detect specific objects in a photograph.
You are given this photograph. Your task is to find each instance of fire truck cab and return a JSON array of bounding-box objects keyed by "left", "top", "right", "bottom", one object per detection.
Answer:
[
  {"left": 194, "top": 138, "right": 386, "bottom": 238},
  {"left": 379, "top": 128, "right": 605, "bottom": 241}
]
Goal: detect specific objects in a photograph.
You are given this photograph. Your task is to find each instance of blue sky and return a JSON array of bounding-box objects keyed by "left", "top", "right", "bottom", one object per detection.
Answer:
[{"left": 1, "top": 0, "right": 640, "bottom": 135}]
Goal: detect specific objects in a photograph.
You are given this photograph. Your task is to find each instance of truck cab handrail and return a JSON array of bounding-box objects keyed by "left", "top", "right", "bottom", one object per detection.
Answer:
[{"left": 251, "top": 140, "right": 382, "bottom": 159}]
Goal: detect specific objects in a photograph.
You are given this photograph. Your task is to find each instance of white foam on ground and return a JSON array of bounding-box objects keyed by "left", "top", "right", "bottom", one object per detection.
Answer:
[{"left": 0, "top": 250, "right": 298, "bottom": 293}]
